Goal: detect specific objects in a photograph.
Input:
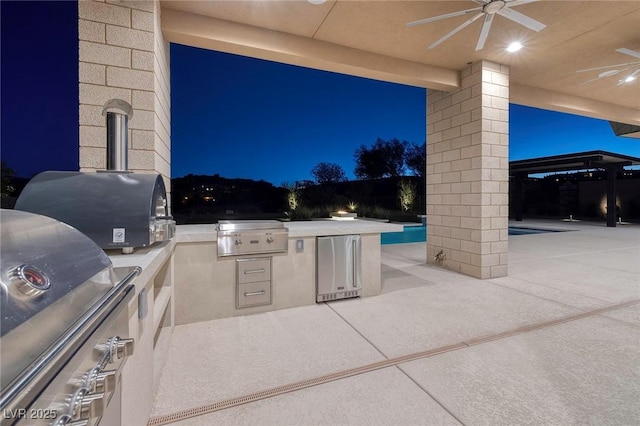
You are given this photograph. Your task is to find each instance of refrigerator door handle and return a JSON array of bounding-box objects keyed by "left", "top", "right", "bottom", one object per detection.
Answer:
[
  {"left": 352, "top": 239, "right": 357, "bottom": 289},
  {"left": 352, "top": 235, "right": 362, "bottom": 290}
]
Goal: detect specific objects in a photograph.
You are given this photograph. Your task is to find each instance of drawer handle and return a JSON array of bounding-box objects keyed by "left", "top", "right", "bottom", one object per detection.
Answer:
[
  {"left": 244, "top": 269, "right": 266, "bottom": 275},
  {"left": 244, "top": 290, "right": 266, "bottom": 297}
]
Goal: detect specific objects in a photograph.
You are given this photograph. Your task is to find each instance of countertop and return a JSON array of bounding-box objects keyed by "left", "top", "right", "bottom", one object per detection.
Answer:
[
  {"left": 104, "top": 219, "right": 404, "bottom": 285},
  {"left": 175, "top": 220, "right": 405, "bottom": 243},
  {"left": 107, "top": 239, "right": 175, "bottom": 291},
  {"left": 284, "top": 220, "right": 405, "bottom": 237}
]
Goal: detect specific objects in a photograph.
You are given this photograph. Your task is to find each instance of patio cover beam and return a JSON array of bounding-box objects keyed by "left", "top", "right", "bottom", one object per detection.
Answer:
[
  {"left": 511, "top": 84, "right": 640, "bottom": 128},
  {"left": 161, "top": 8, "right": 459, "bottom": 92},
  {"left": 509, "top": 151, "right": 640, "bottom": 176}
]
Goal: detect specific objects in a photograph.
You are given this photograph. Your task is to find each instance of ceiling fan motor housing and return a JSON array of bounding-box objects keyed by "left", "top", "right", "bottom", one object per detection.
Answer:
[{"left": 484, "top": 1, "right": 506, "bottom": 15}]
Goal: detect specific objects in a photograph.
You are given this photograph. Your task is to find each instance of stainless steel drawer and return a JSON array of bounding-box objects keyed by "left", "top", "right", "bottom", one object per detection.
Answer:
[
  {"left": 237, "top": 258, "right": 271, "bottom": 284},
  {"left": 237, "top": 281, "right": 271, "bottom": 308}
]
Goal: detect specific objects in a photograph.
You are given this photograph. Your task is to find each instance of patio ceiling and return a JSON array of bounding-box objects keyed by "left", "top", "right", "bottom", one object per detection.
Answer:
[{"left": 160, "top": 1, "right": 640, "bottom": 127}]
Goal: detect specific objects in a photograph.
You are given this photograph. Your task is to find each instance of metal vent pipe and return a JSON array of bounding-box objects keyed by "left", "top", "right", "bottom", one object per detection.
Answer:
[{"left": 102, "top": 99, "right": 133, "bottom": 172}]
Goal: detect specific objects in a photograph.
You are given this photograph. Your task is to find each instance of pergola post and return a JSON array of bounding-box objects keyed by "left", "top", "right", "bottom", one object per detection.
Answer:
[
  {"left": 514, "top": 173, "right": 525, "bottom": 222},
  {"left": 606, "top": 165, "right": 618, "bottom": 227}
]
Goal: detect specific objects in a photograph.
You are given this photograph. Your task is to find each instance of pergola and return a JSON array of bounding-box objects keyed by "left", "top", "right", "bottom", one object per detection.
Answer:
[{"left": 510, "top": 151, "right": 640, "bottom": 227}]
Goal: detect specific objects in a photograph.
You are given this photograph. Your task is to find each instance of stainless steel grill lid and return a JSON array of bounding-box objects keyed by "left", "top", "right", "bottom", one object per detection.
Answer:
[
  {"left": 14, "top": 170, "right": 174, "bottom": 250},
  {"left": 217, "top": 220, "right": 289, "bottom": 257},
  {"left": 0, "top": 209, "right": 138, "bottom": 392},
  {"left": 1, "top": 210, "right": 111, "bottom": 333}
]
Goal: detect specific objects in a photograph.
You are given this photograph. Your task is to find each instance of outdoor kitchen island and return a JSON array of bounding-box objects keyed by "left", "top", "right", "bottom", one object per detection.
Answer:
[
  {"left": 99, "top": 219, "right": 402, "bottom": 425},
  {"left": 173, "top": 220, "right": 404, "bottom": 325}
]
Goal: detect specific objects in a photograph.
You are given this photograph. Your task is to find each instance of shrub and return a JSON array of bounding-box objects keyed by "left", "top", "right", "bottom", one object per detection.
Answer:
[{"left": 398, "top": 179, "right": 416, "bottom": 212}]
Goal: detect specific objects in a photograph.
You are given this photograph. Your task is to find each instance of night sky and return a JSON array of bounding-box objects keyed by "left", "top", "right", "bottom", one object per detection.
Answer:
[
  {"left": 1, "top": 1, "right": 79, "bottom": 177},
  {"left": 2, "top": 2, "right": 639, "bottom": 185}
]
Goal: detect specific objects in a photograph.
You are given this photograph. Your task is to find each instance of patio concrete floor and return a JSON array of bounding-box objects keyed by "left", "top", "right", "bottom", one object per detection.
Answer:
[{"left": 149, "top": 219, "right": 640, "bottom": 425}]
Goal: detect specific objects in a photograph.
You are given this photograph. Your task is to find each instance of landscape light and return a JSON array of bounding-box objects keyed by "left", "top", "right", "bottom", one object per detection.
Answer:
[{"left": 506, "top": 42, "right": 523, "bottom": 52}]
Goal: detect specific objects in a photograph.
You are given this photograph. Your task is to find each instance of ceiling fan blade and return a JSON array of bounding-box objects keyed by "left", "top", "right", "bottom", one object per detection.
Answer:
[
  {"left": 497, "top": 7, "right": 546, "bottom": 32},
  {"left": 476, "top": 13, "right": 495, "bottom": 51},
  {"left": 506, "top": 0, "right": 539, "bottom": 7},
  {"left": 577, "top": 61, "right": 640, "bottom": 73},
  {"left": 407, "top": 7, "right": 481, "bottom": 27},
  {"left": 428, "top": 13, "right": 484, "bottom": 49},
  {"left": 580, "top": 76, "right": 603, "bottom": 85},
  {"left": 616, "top": 48, "right": 640, "bottom": 60}
]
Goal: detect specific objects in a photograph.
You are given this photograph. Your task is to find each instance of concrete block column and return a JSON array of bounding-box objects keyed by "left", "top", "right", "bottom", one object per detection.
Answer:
[
  {"left": 426, "top": 61, "right": 509, "bottom": 279},
  {"left": 78, "top": 0, "right": 171, "bottom": 205}
]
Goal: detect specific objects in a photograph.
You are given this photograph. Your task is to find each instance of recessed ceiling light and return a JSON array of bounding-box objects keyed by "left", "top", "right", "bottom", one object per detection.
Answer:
[
  {"left": 624, "top": 75, "right": 637, "bottom": 83},
  {"left": 307, "top": 0, "right": 327, "bottom": 4},
  {"left": 506, "top": 42, "right": 523, "bottom": 53}
]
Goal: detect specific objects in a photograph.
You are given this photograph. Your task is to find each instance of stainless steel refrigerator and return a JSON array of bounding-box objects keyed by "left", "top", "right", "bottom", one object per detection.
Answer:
[{"left": 316, "top": 235, "right": 362, "bottom": 302}]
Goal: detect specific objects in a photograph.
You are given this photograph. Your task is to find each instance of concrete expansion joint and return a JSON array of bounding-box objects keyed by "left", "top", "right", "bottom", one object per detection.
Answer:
[{"left": 147, "top": 299, "right": 639, "bottom": 426}]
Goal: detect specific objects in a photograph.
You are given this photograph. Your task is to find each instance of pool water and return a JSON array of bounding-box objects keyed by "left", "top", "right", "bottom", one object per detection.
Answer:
[
  {"left": 381, "top": 225, "right": 426, "bottom": 244},
  {"left": 507, "top": 227, "right": 563, "bottom": 235},
  {"left": 381, "top": 225, "right": 562, "bottom": 244}
]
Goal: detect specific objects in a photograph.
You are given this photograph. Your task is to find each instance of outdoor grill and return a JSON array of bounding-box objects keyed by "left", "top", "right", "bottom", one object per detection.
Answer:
[
  {"left": 14, "top": 99, "right": 175, "bottom": 254},
  {"left": 0, "top": 209, "right": 140, "bottom": 425},
  {"left": 217, "top": 220, "right": 289, "bottom": 257}
]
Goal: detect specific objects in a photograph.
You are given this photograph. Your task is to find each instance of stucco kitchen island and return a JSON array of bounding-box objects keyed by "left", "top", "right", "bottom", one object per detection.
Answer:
[{"left": 173, "top": 220, "right": 404, "bottom": 325}]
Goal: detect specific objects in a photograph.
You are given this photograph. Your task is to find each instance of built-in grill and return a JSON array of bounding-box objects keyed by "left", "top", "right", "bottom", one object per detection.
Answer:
[
  {"left": 0, "top": 209, "right": 140, "bottom": 425},
  {"left": 14, "top": 99, "right": 175, "bottom": 254},
  {"left": 217, "top": 220, "right": 288, "bottom": 257}
]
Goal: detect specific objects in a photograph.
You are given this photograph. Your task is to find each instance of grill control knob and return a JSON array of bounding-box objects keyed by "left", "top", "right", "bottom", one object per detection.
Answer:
[
  {"left": 83, "top": 367, "right": 117, "bottom": 393},
  {"left": 108, "top": 336, "right": 135, "bottom": 363},
  {"left": 95, "top": 370, "right": 117, "bottom": 393},
  {"left": 66, "top": 420, "right": 90, "bottom": 426},
  {"left": 266, "top": 237, "right": 274, "bottom": 244},
  {"left": 52, "top": 414, "right": 73, "bottom": 426},
  {"left": 76, "top": 392, "right": 104, "bottom": 420},
  {"left": 235, "top": 239, "right": 243, "bottom": 245},
  {"left": 69, "top": 388, "right": 104, "bottom": 421}
]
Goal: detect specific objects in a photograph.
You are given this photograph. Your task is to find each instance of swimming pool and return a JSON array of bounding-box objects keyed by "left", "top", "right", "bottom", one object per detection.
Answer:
[
  {"left": 507, "top": 227, "right": 563, "bottom": 235},
  {"left": 381, "top": 225, "right": 426, "bottom": 244},
  {"left": 381, "top": 225, "right": 563, "bottom": 244}
]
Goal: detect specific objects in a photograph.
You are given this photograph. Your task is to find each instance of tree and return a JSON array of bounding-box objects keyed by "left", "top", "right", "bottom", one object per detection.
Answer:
[
  {"left": 1, "top": 161, "right": 16, "bottom": 197},
  {"left": 354, "top": 138, "right": 408, "bottom": 179},
  {"left": 354, "top": 143, "right": 386, "bottom": 179},
  {"left": 311, "top": 162, "right": 347, "bottom": 184},
  {"left": 383, "top": 138, "right": 408, "bottom": 177},
  {"left": 405, "top": 142, "right": 426, "bottom": 178}
]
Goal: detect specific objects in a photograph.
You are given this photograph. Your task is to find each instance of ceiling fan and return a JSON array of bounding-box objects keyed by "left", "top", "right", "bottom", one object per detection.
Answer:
[
  {"left": 406, "top": 0, "right": 546, "bottom": 51},
  {"left": 577, "top": 48, "right": 640, "bottom": 85}
]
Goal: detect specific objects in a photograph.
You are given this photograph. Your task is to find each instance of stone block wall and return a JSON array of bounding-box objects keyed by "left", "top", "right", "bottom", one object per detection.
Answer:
[
  {"left": 426, "top": 61, "right": 509, "bottom": 279},
  {"left": 78, "top": 0, "right": 171, "bottom": 206}
]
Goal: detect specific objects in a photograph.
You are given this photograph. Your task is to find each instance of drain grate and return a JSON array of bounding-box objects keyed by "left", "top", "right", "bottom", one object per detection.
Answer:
[{"left": 147, "top": 298, "right": 639, "bottom": 426}]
